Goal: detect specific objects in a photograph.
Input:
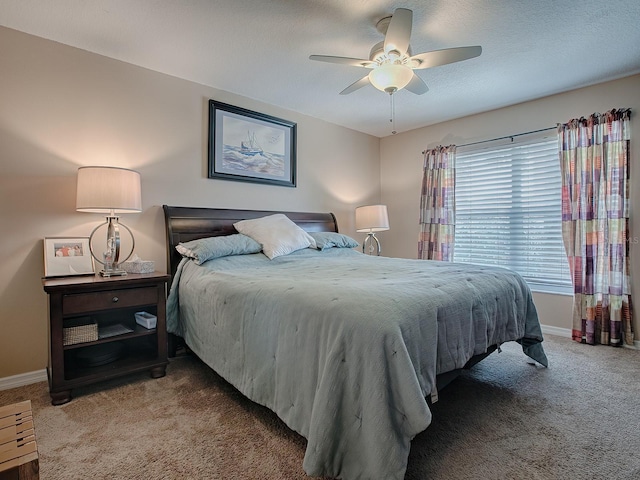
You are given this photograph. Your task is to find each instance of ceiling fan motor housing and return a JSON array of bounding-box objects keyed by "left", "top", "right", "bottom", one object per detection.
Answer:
[{"left": 369, "top": 41, "right": 412, "bottom": 64}]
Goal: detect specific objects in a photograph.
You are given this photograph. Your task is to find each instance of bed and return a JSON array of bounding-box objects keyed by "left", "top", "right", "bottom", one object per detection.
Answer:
[{"left": 163, "top": 205, "right": 548, "bottom": 480}]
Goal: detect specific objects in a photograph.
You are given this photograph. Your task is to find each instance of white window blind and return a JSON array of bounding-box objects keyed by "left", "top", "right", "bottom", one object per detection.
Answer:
[{"left": 454, "top": 135, "right": 572, "bottom": 294}]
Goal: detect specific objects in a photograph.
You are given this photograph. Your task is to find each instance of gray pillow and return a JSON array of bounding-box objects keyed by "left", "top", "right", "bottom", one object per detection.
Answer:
[
  {"left": 309, "top": 232, "right": 359, "bottom": 251},
  {"left": 176, "top": 234, "right": 262, "bottom": 264}
]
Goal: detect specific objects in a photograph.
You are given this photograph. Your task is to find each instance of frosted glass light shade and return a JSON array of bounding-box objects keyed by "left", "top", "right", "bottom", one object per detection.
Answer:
[
  {"left": 368, "top": 64, "right": 413, "bottom": 93},
  {"left": 355, "top": 205, "right": 390, "bottom": 232},
  {"left": 76, "top": 166, "right": 142, "bottom": 213}
]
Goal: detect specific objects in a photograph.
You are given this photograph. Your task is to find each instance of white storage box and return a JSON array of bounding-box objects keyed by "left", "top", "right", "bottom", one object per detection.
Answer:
[{"left": 135, "top": 311, "right": 157, "bottom": 329}]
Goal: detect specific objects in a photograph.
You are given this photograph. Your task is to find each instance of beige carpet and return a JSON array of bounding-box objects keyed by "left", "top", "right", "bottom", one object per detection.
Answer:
[{"left": 1, "top": 335, "right": 639, "bottom": 480}]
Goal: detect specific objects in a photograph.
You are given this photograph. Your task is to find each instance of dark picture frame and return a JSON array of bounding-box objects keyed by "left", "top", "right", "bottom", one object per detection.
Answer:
[{"left": 208, "top": 100, "right": 297, "bottom": 187}]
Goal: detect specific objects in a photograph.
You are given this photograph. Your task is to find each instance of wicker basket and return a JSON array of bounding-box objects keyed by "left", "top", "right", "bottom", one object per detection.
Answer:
[{"left": 63, "top": 320, "right": 98, "bottom": 346}]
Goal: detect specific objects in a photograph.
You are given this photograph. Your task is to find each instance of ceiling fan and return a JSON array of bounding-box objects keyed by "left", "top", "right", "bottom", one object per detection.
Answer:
[{"left": 309, "top": 8, "right": 482, "bottom": 96}]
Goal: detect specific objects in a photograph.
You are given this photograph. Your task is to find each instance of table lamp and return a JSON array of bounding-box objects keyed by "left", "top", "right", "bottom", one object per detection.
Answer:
[
  {"left": 355, "top": 204, "right": 389, "bottom": 255},
  {"left": 76, "top": 166, "right": 142, "bottom": 276}
]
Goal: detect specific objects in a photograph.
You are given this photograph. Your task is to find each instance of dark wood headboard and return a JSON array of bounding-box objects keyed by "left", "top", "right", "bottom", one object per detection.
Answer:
[{"left": 162, "top": 205, "right": 339, "bottom": 283}]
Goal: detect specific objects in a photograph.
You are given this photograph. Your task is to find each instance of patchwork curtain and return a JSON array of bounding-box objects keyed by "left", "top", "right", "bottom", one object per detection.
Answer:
[
  {"left": 558, "top": 108, "right": 634, "bottom": 346},
  {"left": 418, "top": 145, "right": 456, "bottom": 261}
]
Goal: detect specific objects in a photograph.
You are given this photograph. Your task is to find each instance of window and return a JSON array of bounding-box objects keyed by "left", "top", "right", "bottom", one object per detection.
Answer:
[{"left": 454, "top": 134, "right": 572, "bottom": 294}]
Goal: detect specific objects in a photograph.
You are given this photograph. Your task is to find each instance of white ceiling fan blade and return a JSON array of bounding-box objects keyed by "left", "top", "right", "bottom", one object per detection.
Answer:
[
  {"left": 410, "top": 46, "right": 482, "bottom": 69},
  {"left": 309, "top": 55, "right": 374, "bottom": 68},
  {"left": 339, "top": 76, "right": 370, "bottom": 95},
  {"left": 384, "top": 8, "right": 413, "bottom": 55},
  {"left": 404, "top": 73, "right": 429, "bottom": 95}
]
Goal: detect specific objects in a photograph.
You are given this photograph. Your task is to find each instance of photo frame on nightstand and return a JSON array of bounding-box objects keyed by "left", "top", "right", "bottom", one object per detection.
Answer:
[{"left": 43, "top": 237, "right": 95, "bottom": 277}]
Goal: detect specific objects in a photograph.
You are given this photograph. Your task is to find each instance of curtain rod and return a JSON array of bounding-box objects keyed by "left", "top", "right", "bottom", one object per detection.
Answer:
[{"left": 422, "top": 126, "right": 556, "bottom": 154}]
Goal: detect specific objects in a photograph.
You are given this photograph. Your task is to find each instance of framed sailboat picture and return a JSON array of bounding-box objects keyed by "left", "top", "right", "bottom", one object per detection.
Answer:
[{"left": 208, "top": 100, "right": 297, "bottom": 187}]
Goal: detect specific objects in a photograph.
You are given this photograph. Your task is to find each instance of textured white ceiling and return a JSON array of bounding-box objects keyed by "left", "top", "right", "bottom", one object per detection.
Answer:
[{"left": 2, "top": 0, "right": 639, "bottom": 137}]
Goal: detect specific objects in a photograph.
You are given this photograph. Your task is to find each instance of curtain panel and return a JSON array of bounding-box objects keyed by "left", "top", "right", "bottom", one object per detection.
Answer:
[
  {"left": 418, "top": 145, "right": 456, "bottom": 261},
  {"left": 558, "top": 108, "right": 633, "bottom": 346}
]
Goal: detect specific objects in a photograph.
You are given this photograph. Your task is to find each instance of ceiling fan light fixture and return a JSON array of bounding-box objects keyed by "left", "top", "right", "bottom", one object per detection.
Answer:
[{"left": 368, "top": 64, "right": 413, "bottom": 94}]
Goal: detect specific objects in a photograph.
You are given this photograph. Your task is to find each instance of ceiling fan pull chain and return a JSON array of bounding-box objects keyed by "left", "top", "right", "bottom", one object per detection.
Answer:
[{"left": 390, "top": 93, "right": 397, "bottom": 135}]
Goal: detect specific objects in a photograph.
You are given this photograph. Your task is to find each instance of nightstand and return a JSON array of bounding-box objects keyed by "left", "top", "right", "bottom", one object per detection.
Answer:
[{"left": 42, "top": 272, "right": 170, "bottom": 405}]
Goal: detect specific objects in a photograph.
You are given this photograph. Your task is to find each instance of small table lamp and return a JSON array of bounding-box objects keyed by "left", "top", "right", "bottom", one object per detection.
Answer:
[
  {"left": 355, "top": 204, "right": 389, "bottom": 255},
  {"left": 76, "top": 166, "right": 142, "bottom": 276}
]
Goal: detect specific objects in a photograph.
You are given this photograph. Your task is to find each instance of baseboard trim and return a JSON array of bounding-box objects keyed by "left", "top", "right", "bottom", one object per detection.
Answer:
[
  {"left": 540, "top": 324, "right": 572, "bottom": 338},
  {"left": 0, "top": 369, "right": 48, "bottom": 391},
  {"left": 540, "top": 324, "right": 638, "bottom": 349},
  {"left": 0, "top": 327, "right": 636, "bottom": 390}
]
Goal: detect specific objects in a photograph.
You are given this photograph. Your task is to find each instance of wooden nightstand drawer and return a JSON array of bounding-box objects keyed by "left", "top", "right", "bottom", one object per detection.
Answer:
[{"left": 62, "top": 286, "right": 158, "bottom": 315}]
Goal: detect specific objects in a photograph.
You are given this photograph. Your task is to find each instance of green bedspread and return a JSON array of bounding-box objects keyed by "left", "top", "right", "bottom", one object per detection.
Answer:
[{"left": 167, "top": 248, "right": 547, "bottom": 480}]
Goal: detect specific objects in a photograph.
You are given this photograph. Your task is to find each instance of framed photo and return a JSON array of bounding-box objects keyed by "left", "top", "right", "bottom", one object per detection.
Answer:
[
  {"left": 208, "top": 100, "right": 297, "bottom": 187},
  {"left": 43, "top": 237, "right": 95, "bottom": 277}
]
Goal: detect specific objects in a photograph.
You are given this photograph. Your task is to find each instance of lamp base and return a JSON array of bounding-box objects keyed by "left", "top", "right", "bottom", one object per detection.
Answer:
[
  {"left": 99, "top": 268, "right": 127, "bottom": 277},
  {"left": 88, "top": 216, "right": 136, "bottom": 276},
  {"left": 362, "top": 233, "right": 382, "bottom": 256}
]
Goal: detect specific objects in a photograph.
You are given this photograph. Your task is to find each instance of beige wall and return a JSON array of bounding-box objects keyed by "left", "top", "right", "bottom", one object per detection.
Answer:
[
  {"left": 0, "top": 27, "right": 380, "bottom": 377},
  {"left": 2, "top": 25, "right": 637, "bottom": 379},
  {"left": 380, "top": 74, "right": 640, "bottom": 338}
]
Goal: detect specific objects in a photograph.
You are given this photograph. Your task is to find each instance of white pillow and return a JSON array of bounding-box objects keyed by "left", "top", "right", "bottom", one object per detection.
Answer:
[{"left": 233, "top": 214, "right": 317, "bottom": 259}]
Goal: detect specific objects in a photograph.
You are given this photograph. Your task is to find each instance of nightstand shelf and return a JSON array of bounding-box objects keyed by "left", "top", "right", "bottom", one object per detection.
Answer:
[
  {"left": 43, "top": 272, "right": 170, "bottom": 405},
  {"left": 62, "top": 325, "right": 157, "bottom": 350}
]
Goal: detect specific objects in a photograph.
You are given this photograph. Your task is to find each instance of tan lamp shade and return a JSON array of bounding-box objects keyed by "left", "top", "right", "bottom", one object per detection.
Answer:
[
  {"left": 76, "top": 166, "right": 142, "bottom": 213},
  {"left": 355, "top": 205, "right": 390, "bottom": 233}
]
